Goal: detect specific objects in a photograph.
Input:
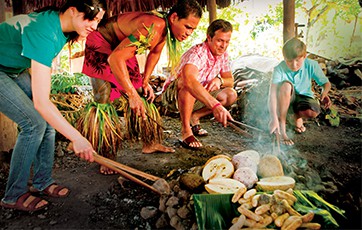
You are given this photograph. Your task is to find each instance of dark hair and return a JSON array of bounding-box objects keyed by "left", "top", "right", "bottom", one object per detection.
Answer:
[
  {"left": 60, "top": 0, "right": 107, "bottom": 43},
  {"left": 283, "top": 37, "right": 307, "bottom": 60},
  {"left": 168, "top": 0, "right": 203, "bottom": 19},
  {"left": 207, "top": 19, "right": 233, "bottom": 38}
]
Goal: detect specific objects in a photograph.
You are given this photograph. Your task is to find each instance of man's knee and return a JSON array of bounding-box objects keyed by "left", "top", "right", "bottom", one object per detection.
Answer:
[{"left": 225, "top": 88, "right": 237, "bottom": 105}]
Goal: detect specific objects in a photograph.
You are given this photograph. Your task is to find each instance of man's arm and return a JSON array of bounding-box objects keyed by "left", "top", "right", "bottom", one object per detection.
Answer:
[
  {"left": 181, "top": 64, "right": 233, "bottom": 126},
  {"left": 219, "top": 71, "right": 234, "bottom": 88},
  {"left": 205, "top": 71, "right": 233, "bottom": 92}
]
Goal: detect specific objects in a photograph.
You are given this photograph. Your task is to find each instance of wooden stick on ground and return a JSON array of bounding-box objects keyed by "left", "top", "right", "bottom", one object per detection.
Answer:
[
  {"left": 93, "top": 154, "right": 161, "bottom": 195},
  {"left": 229, "top": 120, "right": 264, "bottom": 133},
  {"left": 93, "top": 153, "right": 160, "bottom": 181},
  {"left": 228, "top": 121, "right": 253, "bottom": 138}
]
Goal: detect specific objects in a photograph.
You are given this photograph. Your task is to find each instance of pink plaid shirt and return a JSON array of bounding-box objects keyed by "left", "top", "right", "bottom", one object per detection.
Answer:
[{"left": 163, "top": 41, "right": 231, "bottom": 89}]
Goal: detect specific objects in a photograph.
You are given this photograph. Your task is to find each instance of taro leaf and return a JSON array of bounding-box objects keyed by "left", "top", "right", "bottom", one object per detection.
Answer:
[{"left": 324, "top": 105, "right": 340, "bottom": 127}]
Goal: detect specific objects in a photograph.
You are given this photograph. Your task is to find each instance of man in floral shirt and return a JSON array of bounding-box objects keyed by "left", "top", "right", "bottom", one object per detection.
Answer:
[{"left": 162, "top": 19, "right": 236, "bottom": 149}]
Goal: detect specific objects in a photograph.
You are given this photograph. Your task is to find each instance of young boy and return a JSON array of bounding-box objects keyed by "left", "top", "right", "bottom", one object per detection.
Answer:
[{"left": 269, "top": 37, "right": 331, "bottom": 145}]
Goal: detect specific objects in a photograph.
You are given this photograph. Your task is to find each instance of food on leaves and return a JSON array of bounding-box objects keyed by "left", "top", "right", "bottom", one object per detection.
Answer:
[
  {"left": 231, "top": 154, "right": 258, "bottom": 173},
  {"left": 257, "top": 154, "right": 284, "bottom": 177},
  {"left": 256, "top": 176, "right": 295, "bottom": 191},
  {"left": 205, "top": 178, "right": 245, "bottom": 194},
  {"left": 233, "top": 167, "right": 258, "bottom": 189},
  {"left": 202, "top": 156, "right": 234, "bottom": 182}
]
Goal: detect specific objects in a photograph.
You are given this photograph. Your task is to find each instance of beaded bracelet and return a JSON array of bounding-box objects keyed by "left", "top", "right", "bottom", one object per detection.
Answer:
[{"left": 211, "top": 102, "right": 221, "bottom": 111}]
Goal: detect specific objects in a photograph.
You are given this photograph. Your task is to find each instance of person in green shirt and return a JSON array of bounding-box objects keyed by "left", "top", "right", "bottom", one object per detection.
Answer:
[{"left": 0, "top": 0, "right": 106, "bottom": 212}]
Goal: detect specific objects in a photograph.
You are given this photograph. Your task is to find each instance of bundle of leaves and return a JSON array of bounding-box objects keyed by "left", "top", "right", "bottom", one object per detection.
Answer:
[
  {"left": 124, "top": 97, "right": 163, "bottom": 146},
  {"left": 51, "top": 72, "right": 90, "bottom": 94},
  {"left": 76, "top": 102, "right": 123, "bottom": 158}
]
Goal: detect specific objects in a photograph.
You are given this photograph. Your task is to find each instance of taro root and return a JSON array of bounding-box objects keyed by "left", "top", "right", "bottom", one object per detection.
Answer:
[{"left": 179, "top": 173, "right": 204, "bottom": 191}]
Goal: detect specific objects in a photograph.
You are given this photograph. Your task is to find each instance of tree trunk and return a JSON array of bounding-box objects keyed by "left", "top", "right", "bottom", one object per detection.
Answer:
[
  {"left": 207, "top": 0, "right": 217, "bottom": 24},
  {"left": 283, "top": 0, "right": 295, "bottom": 43},
  {"left": 0, "top": 113, "right": 17, "bottom": 152}
]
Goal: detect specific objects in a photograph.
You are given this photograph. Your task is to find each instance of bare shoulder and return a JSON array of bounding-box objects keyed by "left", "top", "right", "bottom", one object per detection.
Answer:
[{"left": 117, "top": 12, "right": 166, "bottom": 33}]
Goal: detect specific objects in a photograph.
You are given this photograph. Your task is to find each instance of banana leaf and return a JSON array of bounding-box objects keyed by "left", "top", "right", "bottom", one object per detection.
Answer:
[
  {"left": 193, "top": 194, "right": 239, "bottom": 230},
  {"left": 293, "top": 190, "right": 346, "bottom": 228}
]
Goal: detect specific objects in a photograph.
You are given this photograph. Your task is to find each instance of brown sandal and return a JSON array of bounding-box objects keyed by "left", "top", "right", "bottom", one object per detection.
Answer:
[
  {"left": 179, "top": 135, "right": 202, "bottom": 150},
  {"left": 191, "top": 125, "right": 208, "bottom": 137},
  {"left": 0, "top": 192, "right": 48, "bottom": 212},
  {"left": 30, "top": 183, "right": 70, "bottom": 198}
]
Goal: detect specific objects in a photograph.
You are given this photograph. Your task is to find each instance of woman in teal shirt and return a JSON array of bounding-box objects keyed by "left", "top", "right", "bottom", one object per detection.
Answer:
[{"left": 0, "top": 0, "right": 106, "bottom": 212}]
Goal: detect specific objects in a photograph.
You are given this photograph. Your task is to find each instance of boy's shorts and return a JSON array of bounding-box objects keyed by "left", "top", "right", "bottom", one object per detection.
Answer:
[
  {"left": 282, "top": 82, "right": 321, "bottom": 114},
  {"left": 291, "top": 94, "right": 321, "bottom": 114},
  {"left": 161, "top": 79, "right": 223, "bottom": 113},
  {"left": 277, "top": 81, "right": 321, "bottom": 114}
]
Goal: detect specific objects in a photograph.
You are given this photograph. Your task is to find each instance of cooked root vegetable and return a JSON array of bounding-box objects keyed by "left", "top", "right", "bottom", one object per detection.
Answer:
[
  {"left": 243, "top": 218, "right": 257, "bottom": 227},
  {"left": 271, "top": 212, "right": 278, "bottom": 220},
  {"left": 256, "top": 176, "right": 295, "bottom": 192},
  {"left": 205, "top": 178, "right": 245, "bottom": 194},
  {"left": 233, "top": 167, "right": 258, "bottom": 189},
  {"left": 232, "top": 186, "right": 247, "bottom": 203},
  {"left": 241, "top": 202, "right": 253, "bottom": 210},
  {"left": 301, "top": 212, "right": 315, "bottom": 223},
  {"left": 229, "top": 215, "right": 246, "bottom": 230},
  {"left": 300, "top": 222, "right": 321, "bottom": 229},
  {"left": 251, "top": 194, "right": 261, "bottom": 207},
  {"left": 231, "top": 217, "right": 238, "bottom": 224},
  {"left": 274, "top": 189, "right": 297, "bottom": 203},
  {"left": 202, "top": 157, "right": 234, "bottom": 181},
  {"left": 256, "top": 215, "right": 273, "bottom": 227},
  {"left": 274, "top": 212, "right": 290, "bottom": 227},
  {"left": 255, "top": 204, "right": 271, "bottom": 215},
  {"left": 281, "top": 199, "right": 302, "bottom": 216},
  {"left": 232, "top": 150, "right": 260, "bottom": 165},
  {"left": 281, "top": 216, "right": 303, "bottom": 230},
  {"left": 244, "top": 188, "right": 257, "bottom": 199},
  {"left": 238, "top": 197, "right": 251, "bottom": 204},
  {"left": 237, "top": 206, "right": 262, "bottom": 222},
  {"left": 257, "top": 154, "right": 284, "bottom": 177},
  {"left": 231, "top": 155, "right": 258, "bottom": 173}
]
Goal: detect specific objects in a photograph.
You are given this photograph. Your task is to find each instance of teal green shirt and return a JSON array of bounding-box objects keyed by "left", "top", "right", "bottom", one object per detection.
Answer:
[
  {"left": 272, "top": 58, "right": 329, "bottom": 98},
  {"left": 0, "top": 10, "right": 67, "bottom": 74}
]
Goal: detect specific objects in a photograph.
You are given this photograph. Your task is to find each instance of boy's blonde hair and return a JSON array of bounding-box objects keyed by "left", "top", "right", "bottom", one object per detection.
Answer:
[{"left": 282, "top": 37, "right": 307, "bottom": 60}]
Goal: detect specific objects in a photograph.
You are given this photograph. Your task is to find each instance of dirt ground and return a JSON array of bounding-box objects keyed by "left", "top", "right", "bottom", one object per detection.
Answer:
[{"left": 0, "top": 113, "right": 361, "bottom": 229}]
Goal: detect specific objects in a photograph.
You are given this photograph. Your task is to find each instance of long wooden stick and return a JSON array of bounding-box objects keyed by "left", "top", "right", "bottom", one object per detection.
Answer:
[
  {"left": 229, "top": 120, "right": 264, "bottom": 133},
  {"left": 227, "top": 121, "right": 253, "bottom": 138},
  {"left": 93, "top": 154, "right": 161, "bottom": 195},
  {"left": 68, "top": 143, "right": 160, "bottom": 181},
  {"left": 93, "top": 153, "right": 160, "bottom": 181}
]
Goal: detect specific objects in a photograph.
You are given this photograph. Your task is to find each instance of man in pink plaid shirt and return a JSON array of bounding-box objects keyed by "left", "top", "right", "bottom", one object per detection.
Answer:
[{"left": 162, "top": 19, "right": 237, "bottom": 150}]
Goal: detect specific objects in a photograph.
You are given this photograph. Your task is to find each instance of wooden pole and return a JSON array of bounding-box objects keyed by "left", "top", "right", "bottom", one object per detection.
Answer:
[
  {"left": 207, "top": 0, "right": 217, "bottom": 24},
  {"left": 0, "top": 0, "right": 5, "bottom": 23},
  {"left": 283, "top": 0, "right": 295, "bottom": 43},
  {"left": 0, "top": 114, "right": 17, "bottom": 152}
]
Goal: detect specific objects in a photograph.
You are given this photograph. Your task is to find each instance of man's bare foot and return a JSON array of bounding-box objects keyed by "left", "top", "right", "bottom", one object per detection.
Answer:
[
  {"left": 99, "top": 165, "right": 117, "bottom": 175},
  {"left": 142, "top": 143, "right": 175, "bottom": 154}
]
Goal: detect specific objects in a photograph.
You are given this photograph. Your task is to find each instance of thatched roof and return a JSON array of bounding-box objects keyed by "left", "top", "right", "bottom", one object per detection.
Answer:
[{"left": 6, "top": 0, "right": 245, "bottom": 15}]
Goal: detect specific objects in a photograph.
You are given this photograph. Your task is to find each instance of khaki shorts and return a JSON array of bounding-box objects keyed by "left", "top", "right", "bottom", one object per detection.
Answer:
[{"left": 161, "top": 79, "right": 223, "bottom": 113}]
